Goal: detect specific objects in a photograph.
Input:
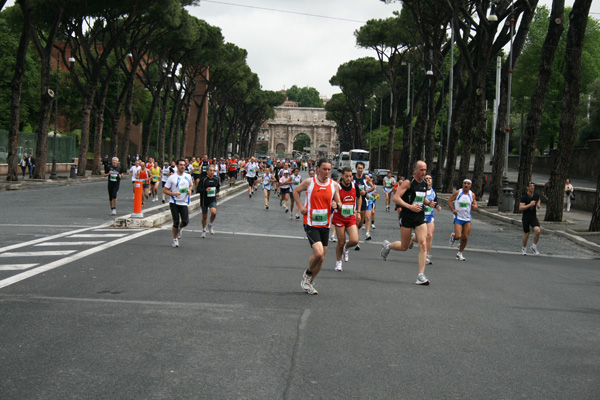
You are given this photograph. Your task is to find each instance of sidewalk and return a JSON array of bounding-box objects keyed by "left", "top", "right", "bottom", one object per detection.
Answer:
[{"left": 0, "top": 171, "right": 105, "bottom": 191}]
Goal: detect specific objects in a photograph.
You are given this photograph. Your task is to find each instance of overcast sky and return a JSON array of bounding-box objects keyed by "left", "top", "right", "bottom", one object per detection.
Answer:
[{"left": 188, "top": 0, "right": 600, "bottom": 98}]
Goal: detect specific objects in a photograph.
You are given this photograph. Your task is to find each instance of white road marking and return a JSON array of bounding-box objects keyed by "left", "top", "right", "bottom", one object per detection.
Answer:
[
  {"left": 0, "top": 228, "right": 156, "bottom": 290},
  {"left": 0, "top": 250, "right": 77, "bottom": 257},
  {"left": 0, "top": 264, "right": 38, "bottom": 271},
  {"left": 67, "top": 233, "right": 127, "bottom": 238},
  {"left": 93, "top": 228, "right": 144, "bottom": 232},
  {"left": 0, "top": 223, "right": 111, "bottom": 253},
  {"left": 34, "top": 241, "right": 106, "bottom": 246}
]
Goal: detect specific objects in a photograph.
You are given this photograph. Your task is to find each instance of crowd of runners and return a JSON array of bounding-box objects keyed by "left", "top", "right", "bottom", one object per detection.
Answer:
[{"left": 104, "top": 154, "right": 544, "bottom": 295}]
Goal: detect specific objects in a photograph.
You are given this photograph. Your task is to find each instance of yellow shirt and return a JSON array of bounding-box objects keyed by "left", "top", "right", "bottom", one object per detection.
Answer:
[
  {"left": 192, "top": 161, "right": 200, "bottom": 174},
  {"left": 151, "top": 166, "right": 161, "bottom": 182}
]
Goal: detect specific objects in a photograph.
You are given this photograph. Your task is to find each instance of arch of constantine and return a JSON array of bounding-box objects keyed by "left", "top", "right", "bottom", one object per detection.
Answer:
[{"left": 259, "top": 107, "right": 337, "bottom": 159}]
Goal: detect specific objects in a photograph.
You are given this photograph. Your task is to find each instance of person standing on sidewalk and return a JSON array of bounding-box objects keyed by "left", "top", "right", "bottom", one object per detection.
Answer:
[
  {"left": 519, "top": 181, "right": 541, "bottom": 255},
  {"left": 19, "top": 156, "right": 27, "bottom": 178},
  {"left": 380, "top": 160, "right": 435, "bottom": 285},
  {"left": 294, "top": 158, "right": 341, "bottom": 295},
  {"left": 104, "top": 157, "right": 123, "bottom": 215},
  {"left": 27, "top": 153, "right": 35, "bottom": 178},
  {"left": 448, "top": 179, "right": 478, "bottom": 261},
  {"left": 564, "top": 178, "right": 574, "bottom": 212},
  {"left": 163, "top": 159, "right": 194, "bottom": 248}
]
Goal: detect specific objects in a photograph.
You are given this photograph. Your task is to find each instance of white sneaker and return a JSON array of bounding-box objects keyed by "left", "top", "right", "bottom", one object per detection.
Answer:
[
  {"left": 426, "top": 255, "right": 432, "bottom": 265},
  {"left": 177, "top": 228, "right": 182, "bottom": 239},
  {"left": 330, "top": 235, "right": 337, "bottom": 242},
  {"left": 172, "top": 238, "right": 179, "bottom": 248},
  {"left": 415, "top": 273, "right": 430, "bottom": 285},
  {"left": 449, "top": 232, "right": 455, "bottom": 247},
  {"left": 530, "top": 246, "right": 540, "bottom": 255},
  {"left": 380, "top": 240, "right": 391, "bottom": 261},
  {"left": 365, "top": 232, "right": 372, "bottom": 241},
  {"left": 409, "top": 232, "right": 415, "bottom": 249},
  {"left": 201, "top": 230, "right": 206, "bottom": 238},
  {"left": 111, "top": 209, "right": 116, "bottom": 215},
  {"left": 456, "top": 252, "right": 466, "bottom": 261},
  {"left": 371, "top": 223, "right": 376, "bottom": 229},
  {"left": 335, "top": 261, "right": 343, "bottom": 271},
  {"left": 290, "top": 213, "right": 293, "bottom": 219},
  {"left": 522, "top": 247, "right": 527, "bottom": 256},
  {"left": 209, "top": 225, "right": 214, "bottom": 235},
  {"left": 343, "top": 246, "right": 349, "bottom": 262}
]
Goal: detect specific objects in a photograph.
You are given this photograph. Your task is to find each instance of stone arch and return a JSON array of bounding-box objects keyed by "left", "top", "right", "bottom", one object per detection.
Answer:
[
  {"left": 292, "top": 133, "right": 312, "bottom": 153},
  {"left": 318, "top": 144, "right": 328, "bottom": 159},
  {"left": 276, "top": 143, "right": 286, "bottom": 157}
]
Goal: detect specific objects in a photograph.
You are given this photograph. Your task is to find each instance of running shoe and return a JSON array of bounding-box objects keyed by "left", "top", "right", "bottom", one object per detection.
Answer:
[
  {"left": 386, "top": 206, "right": 390, "bottom": 212},
  {"left": 365, "top": 232, "right": 372, "bottom": 241},
  {"left": 335, "top": 261, "right": 343, "bottom": 271},
  {"left": 249, "top": 193, "right": 252, "bottom": 198},
  {"left": 265, "top": 205, "right": 268, "bottom": 209},
  {"left": 522, "top": 247, "right": 527, "bottom": 256},
  {"left": 301, "top": 271, "right": 311, "bottom": 291},
  {"left": 177, "top": 228, "right": 182, "bottom": 239},
  {"left": 285, "top": 207, "right": 289, "bottom": 213},
  {"left": 380, "top": 240, "right": 391, "bottom": 261},
  {"left": 289, "top": 214, "right": 293, "bottom": 219},
  {"left": 172, "top": 238, "right": 179, "bottom": 248},
  {"left": 209, "top": 225, "right": 214, "bottom": 235},
  {"left": 295, "top": 214, "right": 300, "bottom": 220},
  {"left": 354, "top": 244, "right": 361, "bottom": 251},
  {"left": 449, "top": 232, "right": 455, "bottom": 247},
  {"left": 343, "top": 246, "right": 349, "bottom": 262},
  {"left": 201, "top": 230, "right": 206, "bottom": 238},
  {"left": 409, "top": 232, "right": 415, "bottom": 249},
  {"left": 305, "top": 281, "right": 318, "bottom": 295},
  {"left": 162, "top": 199, "right": 166, "bottom": 204},
  {"left": 456, "top": 252, "right": 466, "bottom": 261},
  {"left": 415, "top": 273, "right": 430, "bottom": 285},
  {"left": 530, "top": 246, "right": 540, "bottom": 255},
  {"left": 330, "top": 235, "right": 337, "bottom": 242},
  {"left": 426, "top": 255, "right": 433, "bottom": 265},
  {"left": 371, "top": 223, "right": 376, "bottom": 229},
  {"left": 111, "top": 209, "right": 116, "bottom": 215}
]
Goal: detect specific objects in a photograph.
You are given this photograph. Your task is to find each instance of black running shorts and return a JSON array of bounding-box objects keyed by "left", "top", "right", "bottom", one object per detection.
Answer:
[{"left": 304, "top": 224, "right": 329, "bottom": 248}]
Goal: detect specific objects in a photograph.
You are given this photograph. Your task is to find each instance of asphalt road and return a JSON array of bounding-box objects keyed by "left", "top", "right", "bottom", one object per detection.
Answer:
[{"left": 0, "top": 179, "right": 599, "bottom": 399}]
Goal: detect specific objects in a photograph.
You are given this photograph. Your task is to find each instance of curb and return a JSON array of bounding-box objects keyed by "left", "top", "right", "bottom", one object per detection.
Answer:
[
  {"left": 113, "top": 182, "right": 248, "bottom": 228},
  {"left": 1, "top": 175, "right": 106, "bottom": 190}
]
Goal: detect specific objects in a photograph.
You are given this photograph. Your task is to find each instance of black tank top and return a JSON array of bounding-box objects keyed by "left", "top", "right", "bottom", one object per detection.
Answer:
[{"left": 401, "top": 177, "right": 427, "bottom": 216}]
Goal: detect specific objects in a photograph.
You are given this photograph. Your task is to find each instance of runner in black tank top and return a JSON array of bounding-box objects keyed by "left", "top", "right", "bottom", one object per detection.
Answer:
[{"left": 379, "top": 160, "right": 435, "bottom": 285}]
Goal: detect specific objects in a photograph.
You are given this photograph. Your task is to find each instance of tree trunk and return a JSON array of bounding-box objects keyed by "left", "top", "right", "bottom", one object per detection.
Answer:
[
  {"left": 119, "top": 81, "right": 134, "bottom": 166},
  {"left": 92, "top": 76, "right": 111, "bottom": 175},
  {"left": 545, "top": 0, "right": 593, "bottom": 221},
  {"left": 442, "top": 90, "right": 467, "bottom": 192},
  {"left": 34, "top": 59, "right": 53, "bottom": 179},
  {"left": 6, "top": 8, "right": 31, "bottom": 182},
  {"left": 77, "top": 87, "right": 96, "bottom": 176},
  {"left": 514, "top": 0, "right": 565, "bottom": 212},
  {"left": 472, "top": 87, "right": 488, "bottom": 199},
  {"left": 590, "top": 168, "right": 600, "bottom": 231},
  {"left": 387, "top": 88, "right": 399, "bottom": 172},
  {"left": 158, "top": 86, "right": 169, "bottom": 163},
  {"left": 488, "top": 77, "right": 510, "bottom": 206},
  {"left": 458, "top": 97, "right": 476, "bottom": 184}
]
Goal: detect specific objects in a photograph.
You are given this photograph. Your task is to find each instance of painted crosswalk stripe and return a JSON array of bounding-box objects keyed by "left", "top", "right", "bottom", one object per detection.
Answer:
[
  {"left": 93, "top": 228, "right": 143, "bottom": 232},
  {"left": 34, "top": 241, "right": 106, "bottom": 246},
  {"left": 0, "top": 250, "right": 77, "bottom": 257},
  {"left": 0, "top": 264, "right": 38, "bottom": 271},
  {"left": 67, "top": 234, "right": 127, "bottom": 238}
]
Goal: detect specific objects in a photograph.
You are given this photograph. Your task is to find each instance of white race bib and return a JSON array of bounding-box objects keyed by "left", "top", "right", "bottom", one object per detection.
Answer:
[{"left": 311, "top": 209, "right": 328, "bottom": 226}]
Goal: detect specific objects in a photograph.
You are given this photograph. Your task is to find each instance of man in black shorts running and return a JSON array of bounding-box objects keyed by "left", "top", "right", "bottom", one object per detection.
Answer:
[
  {"left": 380, "top": 160, "right": 436, "bottom": 285},
  {"left": 199, "top": 165, "right": 220, "bottom": 238},
  {"left": 104, "top": 157, "right": 123, "bottom": 215},
  {"left": 519, "top": 181, "right": 541, "bottom": 255}
]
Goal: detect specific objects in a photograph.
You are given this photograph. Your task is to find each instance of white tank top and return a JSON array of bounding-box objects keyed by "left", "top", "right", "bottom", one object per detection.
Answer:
[{"left": 454, "top": 190, "right": 473, "bottom": 222}]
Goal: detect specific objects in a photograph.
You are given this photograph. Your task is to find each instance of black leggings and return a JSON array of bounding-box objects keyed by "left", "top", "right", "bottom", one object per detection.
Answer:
[{"left": 169, "top": 203, "right": 189, "bottom": 228}]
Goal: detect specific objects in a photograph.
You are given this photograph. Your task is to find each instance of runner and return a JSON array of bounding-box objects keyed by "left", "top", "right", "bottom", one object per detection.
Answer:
[
  {"left": 279, "top": 169, "right": 292, "bottom": 213},
  {"left": 150, "top": 163, "right": 162, "bottom": 202},
  {"left": 199, "top": 155, "right": 211, "bottom": 182},
  {"left": 383, "top": 171, "right": 396, "bottom": 212},
  {"left": 191, "top": 157, "right": 201, "bottom": 190},
  {"left": 135, "top": 161, "right": 150, "bottom": 205},
  {"left": 332, "top": 167, "right": 361, "bottom": 271},
  {"left": 447, "top": 179, "right": 479, "bottom": 261},
  {"left": 380, "top": 160, "right": 436, "bottom": 285},
  {"left": 519, "top": 181, "right": 542, "bottom": 255},
  {"left": 199, "top": 165, "right": 220, "bottom": 238},
  {"left": 228, "top": 157, "right": 238, "bottom": 186},
  {"left": 218, "top": 159, "right": 227, "bottom": 184},
  {"left": 104, "top": 157, "right": 123, "bottom": 215},
  {"left": 163, "top": 159, "right": 194, "bottom": 248},
  {"left": 245, "top": 157, "right": 259, "bottom": 198},
  {"left": 424, "top": 174, "right": 442, "bottom": 264},
  {"left": 329, "top": 171, "right": 339, "bottom": 242},
  {"left": 293, "top": 158, "right": 342, "bottom": 295},
  {"left": 353, "top": 162, "right": 368, "bottom": 250},
  {"left": 262, "top": 168, "right": 276, "bottom": 209},
  {"left": 365, "top": 174, "right": 377, "bottom": 233},
  {"left": 288, "top": 168, "right": 302, "bottom": 219},
  {"left": 129, "top": 159, "right": 141, "bottom": 193},
  {"left": 160, "top": 162, "right": 172, "bottom": 203}
]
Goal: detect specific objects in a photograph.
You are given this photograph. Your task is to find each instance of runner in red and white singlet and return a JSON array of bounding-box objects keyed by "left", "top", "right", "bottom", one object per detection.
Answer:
[
  {"left": 331, "top": 167, "right": 361, "bottom": 271},
  {"left": 293, "top": 158, "right": 341, "bottom": 295}
]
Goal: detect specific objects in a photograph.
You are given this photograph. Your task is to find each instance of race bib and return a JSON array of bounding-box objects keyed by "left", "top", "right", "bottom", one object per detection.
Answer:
[
  {"left": 207, "top": 187, "right": 216, "bottom": 197},
  {"left": 358, "top": 184, "right": 365, "bottom": 191},
  {"left": 110, "top": 172, "right": 118, "bottom": 182},
  {"left": 424, "top": 206, "right": 432, "bottom": 213},
  {"left": 249, "top": 169, "right": 255, "bottom": 174},
  {"left": 152, "top": 174, "right": 159, "bottom": 182},
  {"left": 202, "top": 165, "right": 207, "bottom": 172},
  {"left": 311, "top": 209, "right": 328, "bottom": 226},
  {"left": 341, "top": 204, "right": 354, "bottom": 217},
  {"left": 179, "top": 187, "right": 188, "bottom": 195},
  {"left": 459, "top": 202, "right": 469, "bottom": 208},
  {"left": 414, "top": 191, "right": 426, "bottom": 206},
  {"left": 385, "top": 183, "right": 392, "bottom": 189}
]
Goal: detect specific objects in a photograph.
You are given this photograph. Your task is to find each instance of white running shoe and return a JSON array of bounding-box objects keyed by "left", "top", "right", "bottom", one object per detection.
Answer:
[
  {"left": 354, "top": 244, "right": 361, "bottom": 251},
  {"left": 522, "top": 247, "right": 527, "bottom": 256},
  {"left": 330, "top": 235, "right": 337, "bottom": 242},
  {"left": 426, "top": 255, "right": 432, "bottom": 265},
  {"left": 409, "top": 232, "right": 415, "bottom": 249},
  {"left": 290, "top": 214, "right": 293, "bottom": 219},
  {"left": 177, "top": 228, "right": 182, "bottom": 239},
  {"left": 371, "top": 223, "right": 376, "bottom": 229},
  {"left": 305, "top": 281, "right": 318, "bottom": 295},
  {"left": 415, "top": 273, "right": 430, "bottom": 285},
  {"left": 209, "top": 225, "right": 214, "bottom": 235},
  {"left": 295, "top": 214, "right": 300, "bottom": 219},
  {"left": 172, "top": 238, "right": 179, "bottom": 248},
  {"left": 456, "top": 252, "right": 466, "bottom": 261},
  {"left": 111, "top": 209, "right": 116, "bottom": 215},
  {"left": 530, "top": 246, "right": 540, "bottom": 255},
  {"left": 343, "top": 246, "right": 349, "bottom": 262},
  {"left": 285, "top": 207, "right": 289, "bottom": 213},
  {"left": 380, "top": 240, "right": 391, "bottom": 261},
  {"left": 449, "top": 232, "right": 455, "bottom": 247},
  {"left": 365, "top": 232, "right": 372, "bottom": 241},
  {"left": 335, "top": 261, "right": 343, "bottom": 271},
  {"left": 301, "top": 271, "right": 312, "bottom": 291},
  {"left": 201, "top": 230, "right": 206, "bottom": 238}
]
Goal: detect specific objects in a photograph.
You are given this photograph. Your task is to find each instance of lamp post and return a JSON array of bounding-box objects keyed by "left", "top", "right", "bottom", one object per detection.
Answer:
[
  {"left": 401, "top": 61, "right": 413, "bottom": 175},
  {"left": 504, "top": 1, "right": 514, "bottom": 183}
]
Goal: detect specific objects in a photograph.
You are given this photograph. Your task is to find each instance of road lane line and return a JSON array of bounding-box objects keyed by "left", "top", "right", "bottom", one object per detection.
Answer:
[
  {"left": 68, "top": 233, "right": 127, "bottom": 238},
  {"left": 0, "top": 229, "right": 156, "bottom": 290},
  {"left": 34, "top": 241, "right": 106, "bottom": 246},
  {"left": 0, "top": 264, "right": 38, "bottom": 271},
  {"left": 0, "top": 250, "right": 77, "bottom": 257},
  {"left": 0, "top": 223, "right": 111, "bottom": 253}
]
